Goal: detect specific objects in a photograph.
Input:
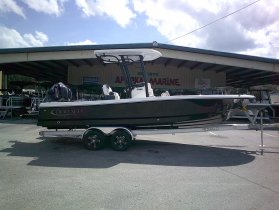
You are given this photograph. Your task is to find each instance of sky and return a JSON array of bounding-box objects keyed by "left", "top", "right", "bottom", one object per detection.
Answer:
[{"left": 0, "top": 0, "right": 279, "bottom": 58}]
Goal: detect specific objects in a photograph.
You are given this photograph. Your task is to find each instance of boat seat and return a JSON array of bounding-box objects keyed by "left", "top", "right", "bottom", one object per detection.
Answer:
[
  {"left": 161, "top": 90, "right": 170, "bottom": 97},
  {"left": 131, "top": 83, "right": 154, "bottom": 98},
  {"left": 102, "top": 84, "right": 120, "bottom": 100}
]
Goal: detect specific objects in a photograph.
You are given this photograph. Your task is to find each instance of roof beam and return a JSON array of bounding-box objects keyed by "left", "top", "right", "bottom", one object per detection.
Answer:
[
  {"left": 233, "top": 72, "right": 277, "bottom": 81},
  {"left": 227, "top": 71, "right": 273, "bottom": 84},
  {"left": 227, "top": 77, "right": 279, "bottom": 87},
  {"left": 177, "top": 60, "right": 188, "bottom": 69},
  {"left": 51, "top": 60, "right": 68, "bottom": 69},
  {"left": 29, "top": 61, "right": 67, "bottom": 77},
  {"left": 227, "top": 69, "right": 256, "bottom": 77},
  {"left": 225, "top": 67, "right": 245, "bottom": 74},
  {"left": 190, "top": 62, "right": 203, "bottom": 70},
  {"left": 83, "top": 59, "right": 93, "bottom": 67},
  {"left": 164, "top": 58, "right": 172, "bottom": 67},
  {"left": 9, "top": 63, "right": 65, "bottom": 80},
  {"left": 67, "top": 59, "right": 80, "bottom": 67},
  {"left": 203, "top": 64, "right": 217, "bottom": 71},
  {"left": 242, "top": 78, "right": 279, "bottom": 86},
  {"left": 215, "top": 66, "right": 232, "bottom": 73},
  {"left": 39, "top": 60, "right": 67, "bottom": 71},
  {"left": 16, "top": 62, "right": 65, "bottom": 78},
  {"left": 227, "top": 74, "right": 279, "bottom": 85},
  {"left": 226, "top": 80, "right": 246, "bottom": 85},
  {"left": 13, "top": 62, "right": 37, "bottom": 71},
  {"left": 5, "top": 64, "right": 52, "bottom": 80},
  {"left": 28, "top": 61, "right": 50, "bottom": 70},
  {"left": 150, "top": 59, "right": 157, "bottom": 65},
  {"left": 234, "top": 71, "right": 271, "bottom": 79},
  {"left": 27, "top": 61, "right": 66, "bottom": 77}
]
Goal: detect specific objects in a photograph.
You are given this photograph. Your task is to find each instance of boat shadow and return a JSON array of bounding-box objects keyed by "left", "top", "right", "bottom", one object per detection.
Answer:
[
  {"left": 0, "top": 119, "right": 37, "bottom": 124},
  {"left": 1, "top": 137, "right": 256, "bottom": 168}
]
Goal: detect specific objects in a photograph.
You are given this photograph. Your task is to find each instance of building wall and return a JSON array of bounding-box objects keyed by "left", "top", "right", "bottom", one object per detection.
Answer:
[{"left": 68, "top": 63, "right": 226, "bottom": 90}]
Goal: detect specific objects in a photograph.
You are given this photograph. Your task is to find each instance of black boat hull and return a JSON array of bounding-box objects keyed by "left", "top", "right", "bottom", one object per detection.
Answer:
[{"left": 37, "top": 96, "right": 232, "bottom": 129}]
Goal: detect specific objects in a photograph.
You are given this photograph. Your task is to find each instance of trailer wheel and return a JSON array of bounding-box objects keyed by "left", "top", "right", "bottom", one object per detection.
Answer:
[
  {"left": 82, "top": 129, "right": 106, "bottom": 150},
  {"left": 110, "top": 129, "right": 132, "bottom": 151}
]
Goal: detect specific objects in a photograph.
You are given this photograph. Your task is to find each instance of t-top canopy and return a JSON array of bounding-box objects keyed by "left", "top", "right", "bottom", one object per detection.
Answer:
[{"left": 94, "top": 49, "right": 162, "bottom": 63}]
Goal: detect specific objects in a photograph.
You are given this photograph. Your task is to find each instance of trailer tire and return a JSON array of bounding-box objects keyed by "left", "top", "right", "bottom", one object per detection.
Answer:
[
  {"left": 110, "top": 129, "right": 132, "bottom": 151},
  {"left": 82, "top": 129, "right": 106, "bottom": 150}
]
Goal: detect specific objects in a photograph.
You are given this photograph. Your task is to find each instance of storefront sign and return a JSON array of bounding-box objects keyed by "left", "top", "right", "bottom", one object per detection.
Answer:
[{"left": 115, "top": 76, "right": 180, "bottom": 86}]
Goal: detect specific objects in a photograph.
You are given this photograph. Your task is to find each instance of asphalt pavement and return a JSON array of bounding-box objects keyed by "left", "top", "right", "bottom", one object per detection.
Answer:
[{"left": 0, "top": 119, "right": 279, "bottom": 210}]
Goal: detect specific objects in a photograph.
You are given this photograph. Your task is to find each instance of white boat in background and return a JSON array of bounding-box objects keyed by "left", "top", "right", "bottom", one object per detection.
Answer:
[{"left": 270, "top": 92, "right": 279, "bottom": 104}]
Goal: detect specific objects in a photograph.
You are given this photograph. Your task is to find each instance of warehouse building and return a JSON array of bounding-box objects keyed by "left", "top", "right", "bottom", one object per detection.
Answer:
[{"left": 0, "top": 42, "right": 279, "bottom": 94}]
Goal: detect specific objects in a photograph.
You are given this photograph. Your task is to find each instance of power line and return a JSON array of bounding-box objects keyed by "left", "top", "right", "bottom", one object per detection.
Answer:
[{"left": 165, "top": 0, "right": 262, "bottom": 44}]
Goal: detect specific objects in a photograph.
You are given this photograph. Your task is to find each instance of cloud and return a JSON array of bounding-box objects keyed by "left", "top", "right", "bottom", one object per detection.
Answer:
[
  {"left": 233, "top": 0, "right": 279, "bottom": 30},
  {"left": 0, "top": 0, "right": 26, "bottom": 18},
  {"left": 132, "top": 0, "right": 203, "bottom": 47},
  {"left": 200, "top": 20, "right": 256, "bottom": 52},
  {"left": 0, "top": 26, "right": 48, "bottom": 48},
  {"left": 228, "top": 0, "right": 279, "bottom": 58},
  {"left": 22, "top": 0, "right": 67, "bottom": 16},
  {"left": 75, "top": 0, "right": 136, "bottom": 28},
  {"left": 240, "top": 21, "right": 279, "bottom": 58},
  {"left": 66, "top": 39, "right": 97, "bottom": 45},
  {"left": 132, "top": 0, "right": 279, "bottom": 58}
]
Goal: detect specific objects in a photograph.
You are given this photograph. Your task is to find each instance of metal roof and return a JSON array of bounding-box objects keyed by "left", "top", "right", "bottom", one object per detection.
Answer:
[{"left": 0, "top": 42, "right": 279, "bottom": 87}]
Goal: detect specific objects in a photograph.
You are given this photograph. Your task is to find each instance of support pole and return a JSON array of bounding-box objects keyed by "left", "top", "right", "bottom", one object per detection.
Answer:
[
  {"left": 0, "top": 71, "right": 2, "bottom": 95},
  {"left": 259, "top": 111, "right": 264, "bottom": 155},
  {"left": 139, "top": 55, "right": 149, "bottom": 97}
]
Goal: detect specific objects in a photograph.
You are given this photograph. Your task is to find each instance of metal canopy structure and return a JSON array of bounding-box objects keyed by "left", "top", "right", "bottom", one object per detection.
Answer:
[
  {"left": 152, "top": 57, "right": 279, "bottom": 87},
  {"left": 0, "top": 59, "right": 97, "bottom": 82},
  {"left": 0, "top": 42, "right": 279, "bottom": 87}
]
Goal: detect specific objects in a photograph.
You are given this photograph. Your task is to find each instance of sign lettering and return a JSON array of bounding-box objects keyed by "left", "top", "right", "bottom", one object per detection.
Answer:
[{"left": 115, "top": 76, "right": 180, "bottom": 87}]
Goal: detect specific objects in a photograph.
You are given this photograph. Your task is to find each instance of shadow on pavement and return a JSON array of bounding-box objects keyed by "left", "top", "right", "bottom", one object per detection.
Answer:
[
  {"left": 0, "top": 119, "right": 37, "bottom": 125},
  {"left": 0, "top": 137, "right": 256, "bottom": 168}
]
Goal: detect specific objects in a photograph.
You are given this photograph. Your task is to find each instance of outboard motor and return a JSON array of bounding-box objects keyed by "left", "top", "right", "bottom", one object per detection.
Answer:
[{"left": 44, "top": 82, "right": 72, "bottom": 102}]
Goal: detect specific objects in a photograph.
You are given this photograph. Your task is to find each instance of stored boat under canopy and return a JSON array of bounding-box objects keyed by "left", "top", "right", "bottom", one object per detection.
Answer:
[{"left": 37, "top": 49, "right": 255, "bottom": 129}]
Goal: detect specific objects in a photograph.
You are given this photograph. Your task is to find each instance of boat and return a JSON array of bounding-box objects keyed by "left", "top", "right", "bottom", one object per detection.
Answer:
[
  {"left": 248, "top": 89, "right": 279, "bottom": 120},
  {"left": 37, "top": 49, "right": 255, "bottom": 129}
]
